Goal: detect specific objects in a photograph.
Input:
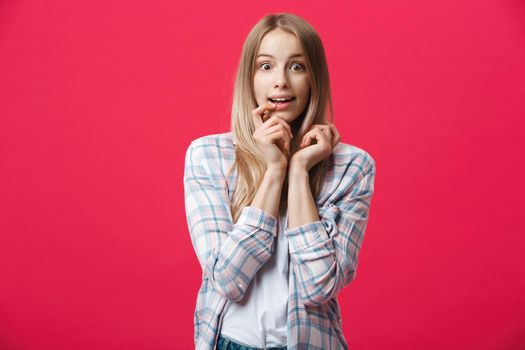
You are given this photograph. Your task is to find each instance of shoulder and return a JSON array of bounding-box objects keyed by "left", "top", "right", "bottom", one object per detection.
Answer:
[
  {"left": 315, "top": 142, "right": 376, "bottom": 204},
  {"left": 186, "top": 132, "right": 235, "bottom": 161},
  {"left": 312, "top": 141, "right": 375, "bottom": 206},
  {"left": 187, "top": 131, "right": 235, "bottom": 151},
  {"left": 331, "top": 141, "right": 376, "bottom": 179}
]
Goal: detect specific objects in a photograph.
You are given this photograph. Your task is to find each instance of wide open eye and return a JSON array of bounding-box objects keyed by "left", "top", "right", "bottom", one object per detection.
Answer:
[{"left": 291, "top": 63, "right": 305, "bottom": 71}]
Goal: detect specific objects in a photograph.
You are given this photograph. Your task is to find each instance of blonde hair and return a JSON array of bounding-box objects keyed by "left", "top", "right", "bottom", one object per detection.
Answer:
[{"left": 228, "top": 13, "right": 335, "bottom": 223}]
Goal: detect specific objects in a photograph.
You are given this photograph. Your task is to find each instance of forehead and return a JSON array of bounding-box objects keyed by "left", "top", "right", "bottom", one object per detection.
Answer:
[{"left": 257, "top": 29, "right": 303, "bottom": 57}]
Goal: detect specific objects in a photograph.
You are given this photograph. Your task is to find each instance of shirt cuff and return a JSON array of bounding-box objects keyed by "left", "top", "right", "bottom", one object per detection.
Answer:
[
  {"left": 237, "top": 205, "right": 278, "bottom": 236},
  {"left": 284, "top": 220, "right": 329, "bottom": 253}
]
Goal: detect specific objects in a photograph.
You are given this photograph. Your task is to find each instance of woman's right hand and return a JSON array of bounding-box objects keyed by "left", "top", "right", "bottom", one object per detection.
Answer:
[{"left": 251, "top": 102, "right": 294, "bottom": 171}]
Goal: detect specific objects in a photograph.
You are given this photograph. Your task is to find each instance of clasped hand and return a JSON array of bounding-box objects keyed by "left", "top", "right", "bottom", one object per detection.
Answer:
[
  {"left": 291, "top": 121, "right": 340, "bottom": 172},
  {"left": 251, "top": 102, "right": 341, "bottom": 173}
]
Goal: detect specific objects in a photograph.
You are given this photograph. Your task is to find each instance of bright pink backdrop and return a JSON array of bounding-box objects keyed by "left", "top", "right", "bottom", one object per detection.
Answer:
[{"left": 1, "top": 0, "right": 524, "bottom": 349}]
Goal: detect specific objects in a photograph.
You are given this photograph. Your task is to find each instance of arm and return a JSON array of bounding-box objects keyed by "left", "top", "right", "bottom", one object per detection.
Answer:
[
  {"left": 286, "top": 153, "right": 376, "bottom": 307},
  {"left": 183, "top": 140, "right": 285, "bottom": 302},
  {"left": 251, "top": 165, "right": 287, "bottom": 221}
]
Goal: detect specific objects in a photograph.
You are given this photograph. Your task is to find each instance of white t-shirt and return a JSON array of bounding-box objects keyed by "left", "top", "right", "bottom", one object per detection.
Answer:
[{"left": 220, "top": 205, "right": 289, "bottom": 348}]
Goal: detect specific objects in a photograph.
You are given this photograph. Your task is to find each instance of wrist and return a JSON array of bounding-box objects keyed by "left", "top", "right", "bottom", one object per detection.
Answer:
[
  {"left": 265, "top": 165, "right": 287, "bottom": 179},
  {"left": 289, "top": 161, "right": 309, "bottom": 175}
]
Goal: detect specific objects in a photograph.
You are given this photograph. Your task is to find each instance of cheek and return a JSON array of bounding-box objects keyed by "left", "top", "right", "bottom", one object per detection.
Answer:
[
  {"left": 296, "top": 78, "right": 310, "bottom": 98},
  {"left": 253, "top": 77, "right": 266, "bottom": 101},
  {"left": 299, "top": 85, "right": 310, "bottom": 105}
]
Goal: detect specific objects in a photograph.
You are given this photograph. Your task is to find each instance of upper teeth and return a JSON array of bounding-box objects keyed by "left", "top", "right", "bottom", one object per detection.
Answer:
[{"left": 271, "top": 97, "right": 292, "bottom": 102}]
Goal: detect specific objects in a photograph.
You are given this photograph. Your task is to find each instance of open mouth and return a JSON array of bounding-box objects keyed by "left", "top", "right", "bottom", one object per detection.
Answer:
[{"left": 268, "top": 97, "right": 295, "bottom": 103}]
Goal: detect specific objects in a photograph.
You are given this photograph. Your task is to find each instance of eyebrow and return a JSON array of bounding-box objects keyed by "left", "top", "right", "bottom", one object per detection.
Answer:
[{"left": 256, "top": 53, "right": 304, "bottom": 59}]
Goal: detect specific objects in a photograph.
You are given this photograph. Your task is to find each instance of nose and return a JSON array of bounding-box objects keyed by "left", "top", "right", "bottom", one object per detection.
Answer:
[{"left": 274, "top": 66, "right": 289, "bottom": 88}]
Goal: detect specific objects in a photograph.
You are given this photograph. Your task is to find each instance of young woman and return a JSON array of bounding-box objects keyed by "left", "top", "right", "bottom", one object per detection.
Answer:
[{"left": 184, "top": 13, "right": 376, "bottom": 350}]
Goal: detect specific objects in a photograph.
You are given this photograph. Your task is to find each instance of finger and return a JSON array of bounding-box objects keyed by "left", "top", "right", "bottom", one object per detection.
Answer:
[
  {"left": 300, "top": 129, "right": 318, "bottom": 148},
  {"left": 320, "top": 125, "right": 332, "bottom": 140},
  {"left": 262, "top": 114, "right": 281, "bottom": 127},
  {"left": 266, "top": 125, "right": 291, "bottom": 150},
  {"left": 254, "top": 102, "right": 277, "bottom": 119},
  {"left": 322, "top": 122, "right": 340, "bottom": 148},
  {"left": 301, "top": 126, "right": 329, "bottom": 148},
  {"left": 263, "top": 124, "right": 285, "bottom": 136},
  {"left": 263, "top": 115, "right": 293, "bottom": 140},
  {"left": 318, "top": 126, "right": 332, "bottom": 145},
  {"left": 252, "top": 112, "right": 264, "bottom": 128},
  {"left": 316, "top": 125, "right": 333, "bottom": 144},
  {"left": 270, "top": 117, "right": 293, "bottom": 140},
  {"left": 300, "top": 125, "right": 322, "bottom": 144},
  {"left": 327, "top": 124, "right": 341, "bottom": 148},
  {"left": 262, "top": 109, "right": 272, "bottom": 122},
  {"left": 252, "top": 102, "right": 277, "bottom": 126},
  {"left": 267, "top": 130, "right": 290, "bottom": 153},
  {"left": 261, "top": 107, "right": 278, "bottom": 122}
]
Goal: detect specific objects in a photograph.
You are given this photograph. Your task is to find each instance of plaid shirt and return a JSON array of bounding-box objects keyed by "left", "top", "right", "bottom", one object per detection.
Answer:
[{"left": 184, "top": 132, "right": 376, "bottom": 350}]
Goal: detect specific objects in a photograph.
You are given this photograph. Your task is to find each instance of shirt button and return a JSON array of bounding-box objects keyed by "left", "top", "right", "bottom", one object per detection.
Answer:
[{"left": 237, "top": 282, "right": 244, "bottom": 289}]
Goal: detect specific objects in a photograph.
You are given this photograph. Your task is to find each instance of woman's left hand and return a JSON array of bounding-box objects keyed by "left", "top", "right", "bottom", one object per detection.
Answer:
[{"left": 290, "top": 122, "right": 341, "bottom": 172}]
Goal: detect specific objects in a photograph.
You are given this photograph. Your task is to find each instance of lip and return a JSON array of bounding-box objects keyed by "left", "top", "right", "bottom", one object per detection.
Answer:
[
  {"left": 268, "top": 94, "right": 295, "bottom": 99},
  {"left": 271, "top": 99, "right": 294, "bottom": 110}
]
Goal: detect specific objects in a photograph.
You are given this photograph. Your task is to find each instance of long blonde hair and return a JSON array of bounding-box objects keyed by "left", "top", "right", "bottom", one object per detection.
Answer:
[{"left": 228, "top": 13, "right": 335, "bottom": 223}]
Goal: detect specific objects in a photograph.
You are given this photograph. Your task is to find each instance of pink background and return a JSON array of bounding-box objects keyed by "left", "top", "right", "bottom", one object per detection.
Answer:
[{"left": 1, "top": 0, "right": 524, "bottom": 349}]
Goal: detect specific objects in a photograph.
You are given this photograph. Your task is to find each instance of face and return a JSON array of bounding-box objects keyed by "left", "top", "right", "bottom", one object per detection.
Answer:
[{"left": 253, "top": 28, "right": 311, "bottom": 125}]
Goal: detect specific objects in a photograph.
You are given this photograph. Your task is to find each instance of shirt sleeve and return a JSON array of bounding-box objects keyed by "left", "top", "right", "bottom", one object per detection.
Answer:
[
  {"left": 284, "top": 153, "right": 376, "bottom": 307},
  {"left": 183, "top": 140, "right": 278, "bottom": 302}
]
